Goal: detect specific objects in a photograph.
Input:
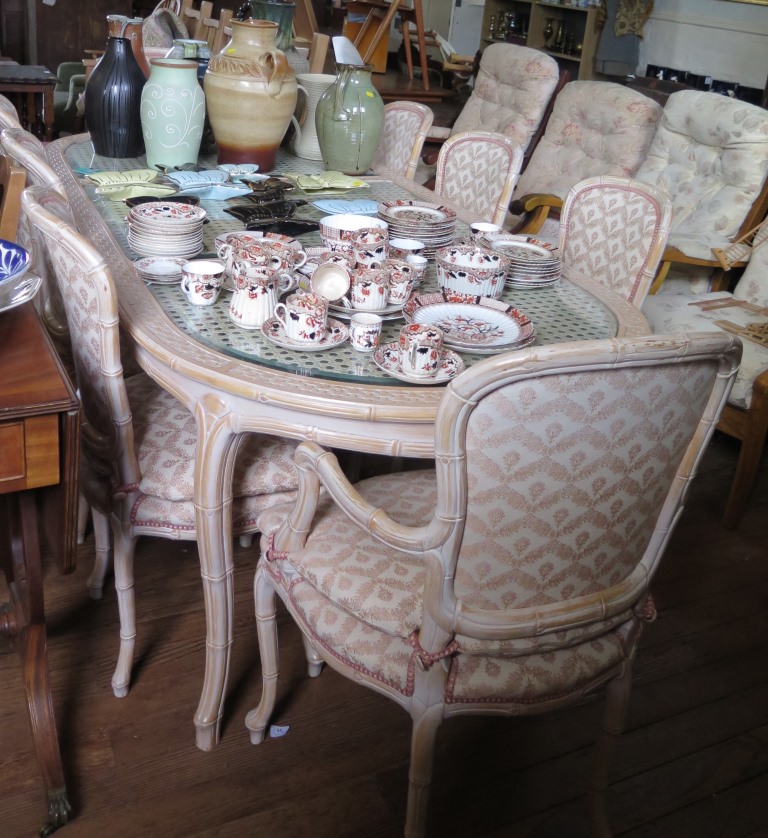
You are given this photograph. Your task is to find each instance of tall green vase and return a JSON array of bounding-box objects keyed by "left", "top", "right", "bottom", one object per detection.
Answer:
[{"left": 315, "top": 64, "right": 385, "bottom": 176}]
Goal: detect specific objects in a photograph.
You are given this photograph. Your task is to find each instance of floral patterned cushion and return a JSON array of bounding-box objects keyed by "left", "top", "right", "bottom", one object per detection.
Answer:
[
  {"left": 514, "top": 81, "right": 662, "bottom": 202},
  {"left": 634, "top": 91, "right": 768, "bottom": 261},
  {"left": 125, "top": 373, "right": 299, "bottom": 529},
  {"left": 451, "top": 44, "right": 560, "bottom": 153}
]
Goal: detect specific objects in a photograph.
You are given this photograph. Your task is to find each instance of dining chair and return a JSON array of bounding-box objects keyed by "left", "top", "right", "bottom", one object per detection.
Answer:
[
  {"left": 632, "top": 90, "right": 768, "bottom": 294},
  {"left": 433, "top": 130, "right": 523, "bottom": 226},
  {"left": 510, "top": 81, "right": 663, "bottom": 238},
  {"left": 423, "top": 43, "right": 561, "bottom": 165},
  {"left": 372, "top": 101, "right": 434, "bottom": 181},
  {"left": 0, "top": 92, "right": 21, "bottom": 129},
  {"left": 643, "top": 215, "right": 768, "bottom": 528},
  {"left": 558, "top": 175, "right": 672, "bottom": 308},
  {"left": 21, "top": 185, "right": 301, "bottom": 705},
  {"left": 0, "top": 126, "right": 67, "bottom": 197},
  {"left": 0, "top": 153, "right": 25, "bottom": 240},
  {"left": 247, "top": 331, "right": 740, "bottom": 838}
]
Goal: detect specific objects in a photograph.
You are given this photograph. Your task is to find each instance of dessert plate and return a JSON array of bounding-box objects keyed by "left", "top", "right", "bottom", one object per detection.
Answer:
[
  {"left": 410, "top": 302, "right": 523, "bottom": 348},
  {"left": 372, "top": 342, "right": 465, "bottom": 384},
  {"left": 261, "top": 316, "right": 349, "bottom": 351},
  {"left": 133, "top": 256, "right": 188, "bottom": 284}
]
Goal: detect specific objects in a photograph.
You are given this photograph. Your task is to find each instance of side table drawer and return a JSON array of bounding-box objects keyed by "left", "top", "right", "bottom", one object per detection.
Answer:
[{"left": 0, "top": 415, "right": 60, "bottom": 493}]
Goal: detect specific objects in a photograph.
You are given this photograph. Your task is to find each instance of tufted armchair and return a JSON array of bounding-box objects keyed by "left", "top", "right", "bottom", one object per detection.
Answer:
[
  {"left": 434, "top": 130, "right": 523, "bottom": 226},
  {"left": 53, "top": 61, "right": 86, "bottom": 137},
  {"left": 372, "top": 101, "right": 434, "bottom": 180},
  {"left": 21, "top": 186, "right": 300, "bottom": 721},
  {"left": 510, "top": 81, "right": 662, "bottom": 239},
  {"left": 247, "top": 332, "right": 740, "bottom": 838},
  {"left": 643, "top": 216, "right": 768, "bottom": 528},
  {"left": 559, "top": 175, "right": 672, "bottom": 308},
  {"left": 423, "top": 44, "right": 561, "bottom": 166},
  {"left": 633, "top": 90, "right": 768, "bottom": 294}
]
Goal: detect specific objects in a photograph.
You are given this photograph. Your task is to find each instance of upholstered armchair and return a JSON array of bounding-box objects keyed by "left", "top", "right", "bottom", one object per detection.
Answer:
[
  {"left": 53, "top": 61, "right": 86, "bottom": 137},
  {"left": 509, "top": 81, "right": 663, "bottom": 238},
  {"left": 642, "top": 217, "right": 768, "bottom": 528},
  {"left": 372, "top": 101, "right": 434, "bottom": 181},
  {"left": 632, "top": 90, "right": 768, "bottom": 294},
  {"left": 247, "top": 332, "right": 740, "bottom": 838},
  {"left": 422, "top": 43, "right": 561, "bottom": 167}
]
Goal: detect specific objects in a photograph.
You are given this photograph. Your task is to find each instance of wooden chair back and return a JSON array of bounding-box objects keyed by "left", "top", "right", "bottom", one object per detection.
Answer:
[{"left": 0, "top": 153, "right": 25, "bottom": 240}]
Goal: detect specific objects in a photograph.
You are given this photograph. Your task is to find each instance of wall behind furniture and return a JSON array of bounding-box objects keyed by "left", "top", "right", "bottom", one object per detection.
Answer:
[{"left": 640, "top": 0, "right": 768, "bottom": 89}]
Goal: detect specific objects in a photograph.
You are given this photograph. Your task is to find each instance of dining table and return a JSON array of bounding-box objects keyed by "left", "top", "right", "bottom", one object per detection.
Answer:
[{"left": 46, "top": 134, "right": 650, "bottom": 752}]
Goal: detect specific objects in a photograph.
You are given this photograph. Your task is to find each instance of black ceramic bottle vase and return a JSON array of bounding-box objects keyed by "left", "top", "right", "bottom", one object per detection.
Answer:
[{"left": 85, "top": 31, "right": 146, "bottom": 158}]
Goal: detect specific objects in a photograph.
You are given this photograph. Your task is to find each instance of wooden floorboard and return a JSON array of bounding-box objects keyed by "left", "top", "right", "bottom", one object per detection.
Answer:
[{"left": 1, "top": 433, "right": 767, "bottom": 838}]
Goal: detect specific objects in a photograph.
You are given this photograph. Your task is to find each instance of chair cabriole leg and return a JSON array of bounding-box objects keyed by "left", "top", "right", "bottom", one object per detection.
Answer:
[{"left": 246, "top": 564, "right": 279, "bottom": 744}]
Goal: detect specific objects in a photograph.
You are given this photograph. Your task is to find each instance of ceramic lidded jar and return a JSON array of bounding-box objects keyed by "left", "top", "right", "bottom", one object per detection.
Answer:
[
  {"left": 140, "top": 58, "right": 206, "bottom": 170},
  {"left": 204, "top": 18, "right": 298, "bottom": 169},
  {"left": 315, "top": 63, "right": 384, "bottom": 175}
]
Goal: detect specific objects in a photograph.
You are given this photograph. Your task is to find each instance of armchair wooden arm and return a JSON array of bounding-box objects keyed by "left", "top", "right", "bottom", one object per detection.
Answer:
[{"left": 508, "top": 192, "right": 563, "bottom": 235}]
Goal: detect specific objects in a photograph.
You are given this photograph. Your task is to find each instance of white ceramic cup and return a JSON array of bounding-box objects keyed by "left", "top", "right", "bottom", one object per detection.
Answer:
[
  {"left": 180, "top": 259, "right": 225, "bottom": 306},
  {"left": 405, "top": 253, "right": 428, "bottom": 287},
  {"left": 350, "top": 267, "right": 389, "bottom": 311},
  {"left": 470, "top": 221, "right": 503, "bottom": 240},
  {"left": 310, "top": 262, "right": 351, "bottom": 302},
  {"left": 351, "top": 226, "right": 389, "bottom": 268},
  {"left": 389, "top": 237, "right": 425, "bottom": 260},
  {"left": 398, "top": 323, "right": 443, "bottom": 379},
  {"left": 349, "top": 312, "right": 383, "bottom": 352},
  {"left": 384, "top": 258, "right": 415, "bottom": 305},
  {"left": 274, "top": 291, "right": 328, "bottom": 343}
]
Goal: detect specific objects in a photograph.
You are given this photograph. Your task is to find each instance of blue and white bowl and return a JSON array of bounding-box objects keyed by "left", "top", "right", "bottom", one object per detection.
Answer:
[{"left": 0, "top": 239, "right": 30, "bottom": 286}]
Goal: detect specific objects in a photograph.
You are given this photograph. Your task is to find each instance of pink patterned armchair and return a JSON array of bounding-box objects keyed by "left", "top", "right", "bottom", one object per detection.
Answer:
[
  {"left": 511, "top": 81, "right": 662, "bottom": 237},
  {"left": 372, "top": 101, "right": 434, "bottom": 181},
  {"left": 246, "top": 332, "right": 740, "bottom": 838},
  {"left": 21, "top": 186, "right": 300, "bottom": 719}
]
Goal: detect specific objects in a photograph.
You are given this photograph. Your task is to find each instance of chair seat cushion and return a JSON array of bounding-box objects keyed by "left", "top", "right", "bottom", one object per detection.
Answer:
[
  {"left": 642, "top": 292, "right": 768, "bottom": 409},
  {"left": 125, "top": 373, "right": 299, "bottom": 531}
]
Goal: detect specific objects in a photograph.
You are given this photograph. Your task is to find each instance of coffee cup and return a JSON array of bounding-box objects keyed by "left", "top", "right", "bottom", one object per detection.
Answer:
[
  {"left": 349, "top": 312, "right": 383, "bottom": 352},
  {"left": 350, "top": 267, "right": 389, "bottom": 311},
  {"left": 274, "top": 291, "right": 328, "bottom": 343},
  {"left": 350, "top": 227, "right": 389, "bottom": 268},
  {"left": 398, "top": 323, "right": 443, "bottom": 379},
  {"left": 310, "top": 262, "right": 351, "bottom": 303},
  {"left": 405, "top": 253, "right": 428, "bottom": 287},
  {"left": 384, "top": 258, "right": 415, "bottom": 306},
  {"left": 181, "top": 260, "right": 225, "bottom": 306}
]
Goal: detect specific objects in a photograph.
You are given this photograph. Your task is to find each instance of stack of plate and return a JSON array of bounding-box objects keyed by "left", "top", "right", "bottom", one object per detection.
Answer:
[
  {"left": 127, "top": 202, "right": 207, "bottom": 258},
  {"left": 377, "top": 200, "right": 457, "bottom": 259},
  {"left": 133, "top": 256, "right": 188, "bottom": 284},
  {"left": 482, "top": 233, "right": 561, "bottom": 289},
  {"left": 402, "top": 293, "right": 536, "bottom": 355}
]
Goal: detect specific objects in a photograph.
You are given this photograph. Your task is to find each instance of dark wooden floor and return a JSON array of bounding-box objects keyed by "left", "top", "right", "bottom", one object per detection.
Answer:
[{"left": 2, "top": 433, "right": 767, "bottom": 838}]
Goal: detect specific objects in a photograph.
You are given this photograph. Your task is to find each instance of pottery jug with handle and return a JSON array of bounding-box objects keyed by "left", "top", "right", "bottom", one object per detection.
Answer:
[
  {"left": 291, "top": 73, "right": 336, "bottom": 161},
  {"left": 204, "top": 18, "right": 297, "bottom": 169}
]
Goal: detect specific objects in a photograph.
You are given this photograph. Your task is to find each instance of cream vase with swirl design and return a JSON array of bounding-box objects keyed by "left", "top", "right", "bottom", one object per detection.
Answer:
[
  {"left": 204, "top": 19, "right": 297, "bottom": 169},
  {"left": 140, "top": 58, "right": 206, "bottom": 170}
]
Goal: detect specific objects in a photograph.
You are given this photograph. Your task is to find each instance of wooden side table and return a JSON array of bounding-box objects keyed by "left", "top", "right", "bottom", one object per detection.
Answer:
[
  {"left": 0, "top": 64, "right": 57, "bottom": 140},
  {"left": 0, "top": 303, "right": 79, "bottom": 835}
]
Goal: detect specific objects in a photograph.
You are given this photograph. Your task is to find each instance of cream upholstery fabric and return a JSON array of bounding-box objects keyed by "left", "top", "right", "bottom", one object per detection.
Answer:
[
  {"left": 450, "top": 43, "right": 559, "bottom": 153},
  {"left": 635, "top": 90, "right": 768, "bottom": 261},
  {"left": 372, "top": 101, "right": 433, "bottom": 180},
  {"left": 514, "top": 81, "right": 662, "bottom": 202}
]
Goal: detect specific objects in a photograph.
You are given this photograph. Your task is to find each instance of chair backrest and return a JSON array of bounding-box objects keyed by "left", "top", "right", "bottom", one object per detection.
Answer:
[
  {"left": 634, "top": 90, "right": 768, "bottom": 261},
  {"left": 196, "top": 4, "right": 234, "bottom": 53},
  {"left": 0, "top": 153, "right": 25, "bottom": 240},
  {"left": 434, "top": 130, "right": 523, "bottom": 226},
  {"left": 419, "top": 333, "right": 740, "bottom": 652},
  {"left": 0, "top": 127, "right": 67, "bottom": 196},
  {"left": 514, "top": 81, "right": 662, "bottom": 203},
  {"left": 733, "top": 218, "right": 768, "bottom": 308},
  {"left": 558, "top": 175, "right": 672, "bottom": 307},
  {"left": 0, "top": 92, "right": 21, "bottom": 130},
  {"left": 21, "top": 185, "right": 141, "bottom": 492},
  {"left": 450, "top": 43, "right": 560, "bottom": 156},
  {"left": 372, "top": 101, "right": 434, "bottom": 181}
]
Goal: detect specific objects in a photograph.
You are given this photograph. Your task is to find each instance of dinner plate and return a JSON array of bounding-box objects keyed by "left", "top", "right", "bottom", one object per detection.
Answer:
[
  {"left": 372, "top": 342, "right": 465, "bottom": 384},
  {"left": 261, "top": 316, "right": 349, "bottom": 351},
  {"left": 378, "top": 200, "right": 457, "bottom": 225}
]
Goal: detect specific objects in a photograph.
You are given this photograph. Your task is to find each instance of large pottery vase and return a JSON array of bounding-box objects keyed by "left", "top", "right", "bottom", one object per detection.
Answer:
[
  {"left": 140, "top": 58, "right": 206, "bottom": 170},
  {"left": 109, "top": 15, "right": 151, "bottom": 77},
  {"left": 315, "top": 64, "right": 384, "bottom": 175},
  {"left": 85, "top": 19, "right": 146, "bottom": 158},
  {"left": 204, "top": 19, "right": 297, "bottom": 169}
]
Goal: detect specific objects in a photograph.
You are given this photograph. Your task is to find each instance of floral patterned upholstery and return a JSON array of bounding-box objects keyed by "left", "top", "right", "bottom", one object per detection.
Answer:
[
  {"left": 635, "top": 91, "right": 768, "bottom": 261},
  {"left": 514, "top": 81, "right": 662, "bottom": 203},
  {"left": 447, "top": 44, "right": 560, "bottom": 154},
  {"left": 558, "top": 175, "right": 672, "bottom": 306},
  {"left": 434, "top": 130, "right": 523, "bottom": 225},
  {"left": 247, "top": 333, "right": 740, "bottom": 838},
  {"left": 21, "top": 185, "right": 299, "bottom": 702},
  {"left": 372, "top": 101, "right": 433, "bottom": 181}
]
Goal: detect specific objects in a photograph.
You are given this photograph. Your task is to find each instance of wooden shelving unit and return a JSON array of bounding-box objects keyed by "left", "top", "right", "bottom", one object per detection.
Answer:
[{"left": 480, "top": 1, "right": 604, "bottom": 82}]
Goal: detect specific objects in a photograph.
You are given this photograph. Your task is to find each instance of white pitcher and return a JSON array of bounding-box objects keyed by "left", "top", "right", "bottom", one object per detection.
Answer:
[{"left": 291, "top": 73, "right": 336, "bottom": 161}]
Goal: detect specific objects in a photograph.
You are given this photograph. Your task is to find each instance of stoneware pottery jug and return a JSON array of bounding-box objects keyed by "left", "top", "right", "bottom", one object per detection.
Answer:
[
  {"left": 315, "top": 63, "right": 384, "bottom": 175},
  {"left": 85, "top": 16, "right": 146, "bottom": 158},
  {"left": 111, "top": 14, "right": 151, "bottom": 77},
  {"left": 141, "top": 58, "right": 206, "bottom": 170},
  {"left": 204, "top": 19, "right": 297, "bottom": 168},
  {"left": 291, "top": 73, "right": 336, "bottom": 161}
]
